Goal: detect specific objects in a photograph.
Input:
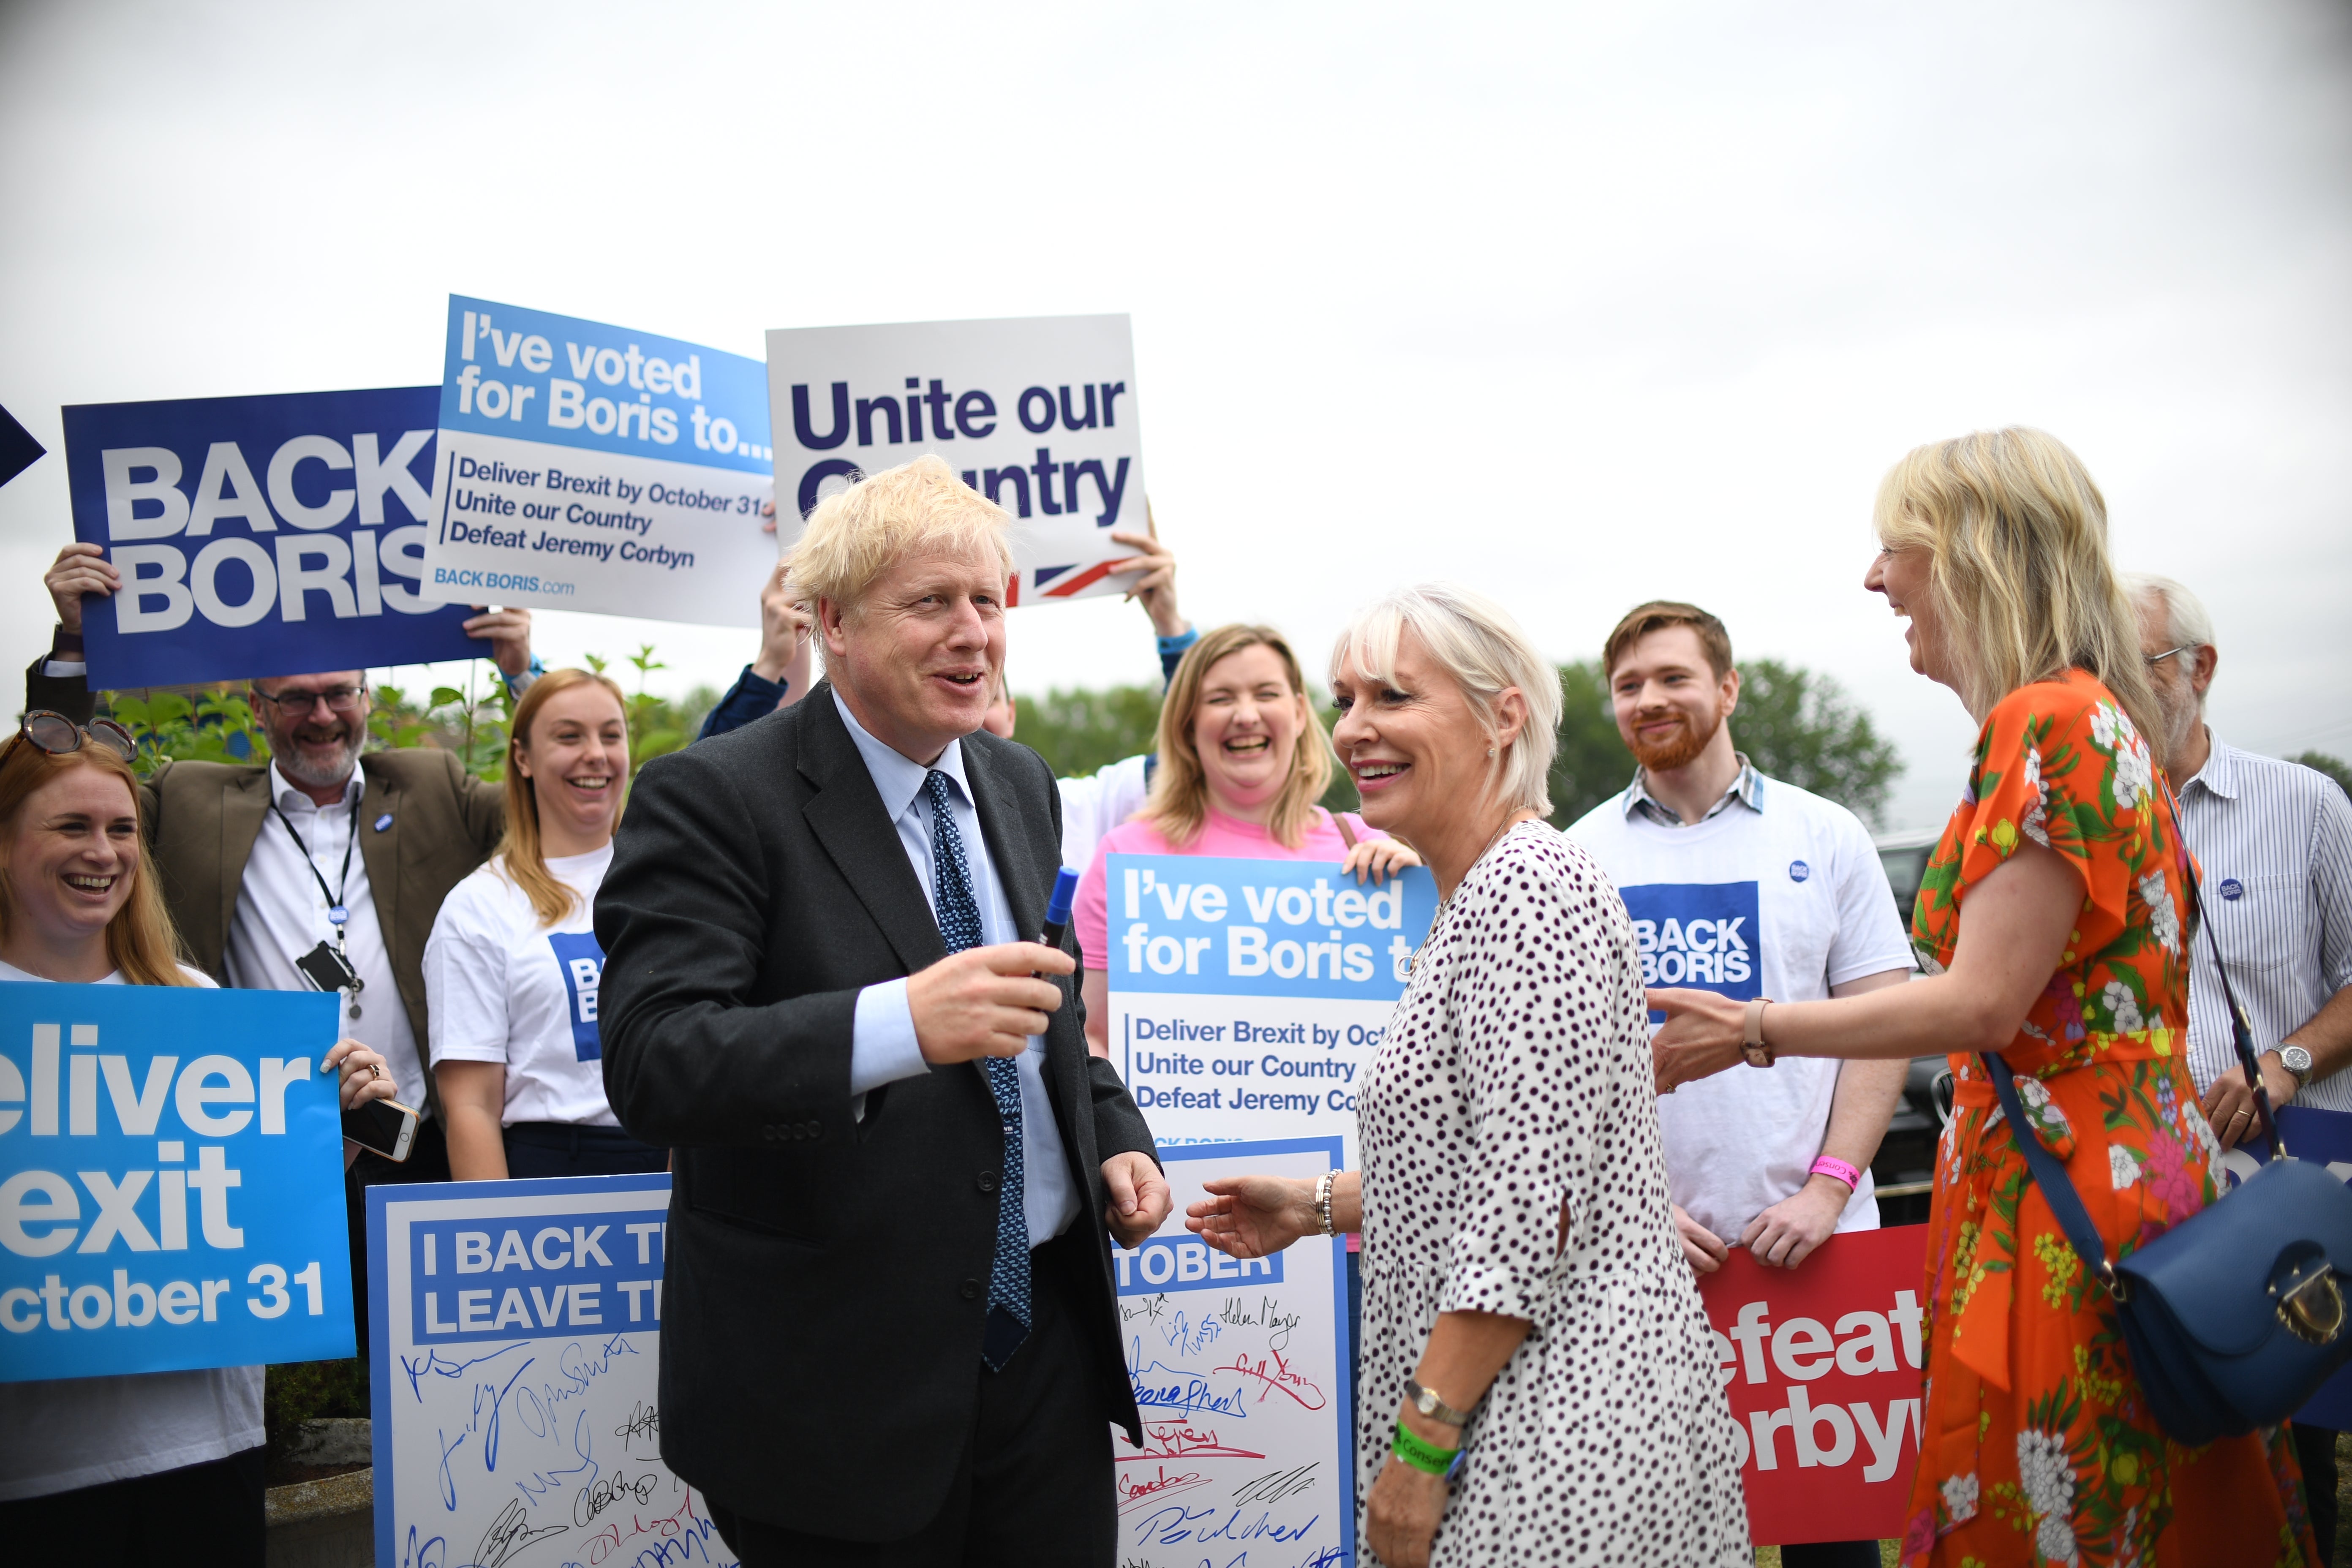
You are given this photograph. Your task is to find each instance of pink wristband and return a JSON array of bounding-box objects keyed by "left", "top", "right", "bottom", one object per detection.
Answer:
[{"left": 1809, "top": 1155, "right": 1862, "bottom": 1191}]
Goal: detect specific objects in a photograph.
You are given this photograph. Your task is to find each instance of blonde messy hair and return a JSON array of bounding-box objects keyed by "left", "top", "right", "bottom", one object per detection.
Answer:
[
  {"left": 785, "top": 455, "right": 1013, "bottom": 615},
  {"left": 1144, "top": 624, "right": 1333, "bottom": 850},
  {"left": 1873, "top": 427, "right": 2164, "bottom": 764},
  {"left": 1330, "top": 583, "right": 1560, "bottom": 818}
]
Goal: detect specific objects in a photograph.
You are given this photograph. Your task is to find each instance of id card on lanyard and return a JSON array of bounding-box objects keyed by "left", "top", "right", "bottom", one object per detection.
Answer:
[{"left": 274, "top": 790, "right": 367, "bottom": 1019}]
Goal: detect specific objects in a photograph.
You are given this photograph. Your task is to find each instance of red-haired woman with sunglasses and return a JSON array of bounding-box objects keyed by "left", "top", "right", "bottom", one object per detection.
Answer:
[{"left": 0, "top": 715, "right": 399, "bottom": 1566}]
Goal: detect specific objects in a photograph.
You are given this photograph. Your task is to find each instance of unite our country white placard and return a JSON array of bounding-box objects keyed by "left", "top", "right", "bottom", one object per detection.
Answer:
[{"left": 765, "top": 314, "right": 1146, "bottom": 606}]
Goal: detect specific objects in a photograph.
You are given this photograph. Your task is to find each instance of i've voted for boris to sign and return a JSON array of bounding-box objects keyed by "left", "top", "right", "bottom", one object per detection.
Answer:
[
  {"left": 1106, "top": 855, "right": 1438, "bottom": 1168},
  {"left": 63, "top": 386, "right": 480, "bottom": 691},
  {"left": 424, "top": 295, "right": 779, "bottom": 628},
  {"left": 0, "top": 983, "right": 354, "bottom": 1381}
]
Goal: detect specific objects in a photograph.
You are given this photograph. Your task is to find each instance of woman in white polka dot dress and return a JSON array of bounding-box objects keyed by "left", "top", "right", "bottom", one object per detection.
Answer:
[{"left": 1187, "top": 584, "right": 1749, "bottom": 1568}]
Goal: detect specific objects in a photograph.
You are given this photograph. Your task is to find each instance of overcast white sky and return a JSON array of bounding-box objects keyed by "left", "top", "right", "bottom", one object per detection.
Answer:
[{"left": 3, "top": 0, "right": 2346, "bottom": 831}]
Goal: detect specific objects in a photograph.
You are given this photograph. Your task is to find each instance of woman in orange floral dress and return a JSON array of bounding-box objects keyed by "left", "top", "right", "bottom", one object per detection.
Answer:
[{"left": 1651, "top": 427, "right": 2315, "bottom": 1566}]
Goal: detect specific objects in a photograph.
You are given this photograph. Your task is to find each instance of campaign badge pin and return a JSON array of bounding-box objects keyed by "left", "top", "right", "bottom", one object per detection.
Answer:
[
  {"left": 375, "top": 813, "right": 394, "bottom": 832},
  {"left": 1788, "top": 860, "right": 1811, "bottom": 883},
  {"left": 2219, "top": 877, "right": 2244, "bottom": 901}
]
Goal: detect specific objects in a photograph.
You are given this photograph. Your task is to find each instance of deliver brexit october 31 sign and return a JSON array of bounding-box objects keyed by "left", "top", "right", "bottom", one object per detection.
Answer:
[
  {"left": 767, "top": 315, "right": 1145, "bottom": 605},
  {"left": 422, "top": 296, "right": 779, "bottom": 626},
  {"left": 63, "top": 387, "right": 480, "bottom": 689},
  {"left": 0, "top": 983, "right": 352, "bottom": 1380},
  {"left": 1107, "top": 854, "right": 1436, "bottom": 1170}
]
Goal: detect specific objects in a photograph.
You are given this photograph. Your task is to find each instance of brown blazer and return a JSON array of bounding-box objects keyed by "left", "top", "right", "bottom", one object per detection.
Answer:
[{"left": 27, "top": 659, "right": 504, "bottom": 1115}]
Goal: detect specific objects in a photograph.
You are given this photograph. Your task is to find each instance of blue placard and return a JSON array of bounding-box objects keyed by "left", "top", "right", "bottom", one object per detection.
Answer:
[
  {"left": 440, "top": 297, "right": 771, "bottom": 474},
  {"left": 63, "top": 387, "right": 482, "bottom": 690},
  {"left": 1106, "top": 854, "right": 1438, "bottom": 1002},
  {"left": 0, "top": 982, "right": 352, "bottom": 1380}
]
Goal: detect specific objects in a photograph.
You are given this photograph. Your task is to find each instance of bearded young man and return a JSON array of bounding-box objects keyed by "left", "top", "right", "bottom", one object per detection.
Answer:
[
  {"left": 1567, "top": 601, "right": 1912, "bottom": 1568},
  {"left": 33, "top": 540, "right": 536, "bottom": 1358}
]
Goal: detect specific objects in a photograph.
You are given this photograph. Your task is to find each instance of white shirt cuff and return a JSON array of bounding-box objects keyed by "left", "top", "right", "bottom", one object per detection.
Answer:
[
  {"left": 41, "top": 660, "right": 87, "bottom": 678},
  {"left": 850, "top": 978, "right": 929, "bottom": 1095}
]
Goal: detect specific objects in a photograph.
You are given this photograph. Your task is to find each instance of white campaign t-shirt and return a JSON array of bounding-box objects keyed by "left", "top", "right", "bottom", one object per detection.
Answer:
[
  {"left": 425, "top": 846, "right": 620, "bottom": 1127},
  {"left": 1568, "top": 776, "right": 1914, "bottom": 1244},
  {"left": 0, "top": 959, "right": 267, "bottom": 1502}
]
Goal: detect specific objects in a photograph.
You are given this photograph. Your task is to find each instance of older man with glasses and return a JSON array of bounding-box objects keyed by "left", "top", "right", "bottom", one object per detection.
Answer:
[
  {"left": 2129, "top": 571, "right": 2352, "bottom": 1560},
  {"left": 32, "top": 539, "right": 539, "bottom": 1362}
]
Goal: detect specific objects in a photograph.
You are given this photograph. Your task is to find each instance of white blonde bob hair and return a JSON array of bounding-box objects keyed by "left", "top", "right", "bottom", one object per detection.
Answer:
[
  {"left": 1329, "top": 583, "right": 1560, "bottom": 817},
  {"left": 786, "top": 454, "right": 1013, "bottom": 614}
]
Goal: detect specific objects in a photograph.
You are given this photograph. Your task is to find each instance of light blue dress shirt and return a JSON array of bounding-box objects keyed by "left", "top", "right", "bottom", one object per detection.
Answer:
[{"left": 837, "top": 692, "right": 1082, "bottom": 1247}]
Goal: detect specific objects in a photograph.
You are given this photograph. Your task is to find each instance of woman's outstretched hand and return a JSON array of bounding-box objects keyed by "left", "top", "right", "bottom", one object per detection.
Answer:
[
  {"left": 1342, "top": 837, "right": 1421, "bottom": 885},
  {"left": 1647, "top": 987, "right": 1752, "bottom": 1094},
  {"left": 1186, "top": 1175, "right": 1317, "bottom": 1259}
]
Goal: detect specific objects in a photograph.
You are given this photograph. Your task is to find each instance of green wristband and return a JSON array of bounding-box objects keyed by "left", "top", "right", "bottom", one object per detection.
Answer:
[{"left": 1391, "top": 1421, "right": 1459, "bottom": 1476}]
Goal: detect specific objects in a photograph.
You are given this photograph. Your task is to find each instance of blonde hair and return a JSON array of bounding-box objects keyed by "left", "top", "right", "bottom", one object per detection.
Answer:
[
  {"left": 1144, "top": 625, "right": 1334, "bottom": 850},
  {"left": 0, "top": 738, "right": 194, "bottom": 986},
  {"left": 785, "top": 455, "right": 1013, "bottom": 614},
  {"left": 1873, "top": 428, "right": 2164, "bottom": 762},
  {"left": 498, "top": 668, "right": 630, "bottom": 926},
  {"left": 1329, "top": 583, "right": 1560, "bottom": 817}
]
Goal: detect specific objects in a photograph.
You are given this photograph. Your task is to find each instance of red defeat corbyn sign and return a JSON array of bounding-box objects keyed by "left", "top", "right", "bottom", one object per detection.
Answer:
[{"left": 1697, "top": 1225, "right": 1929, "bottom": 1546}]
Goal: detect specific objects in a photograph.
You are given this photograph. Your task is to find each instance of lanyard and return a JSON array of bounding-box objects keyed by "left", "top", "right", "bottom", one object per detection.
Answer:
[{"left": 271, "top": 788, "right": 362, "bottom": 951}]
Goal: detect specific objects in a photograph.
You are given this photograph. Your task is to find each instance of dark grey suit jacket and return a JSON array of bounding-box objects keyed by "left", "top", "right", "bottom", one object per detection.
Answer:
[{"left": 596, "top": 683, "right": 1157, "bottom": 1539}]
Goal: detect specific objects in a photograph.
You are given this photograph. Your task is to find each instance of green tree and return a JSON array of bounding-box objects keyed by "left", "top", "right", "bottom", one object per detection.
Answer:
[
  {"left": 1546, "top": 662, "right": 1628, "bottom": 828},
  {"left": 2294, "top": 751, "right": 2352, "bottom": 799},
  {"left": 1014, "top": 686, "right": 1165, "bottom": 780},
  {"left": 1730, "top": 659, "right": 1903, "bottom": 825}
]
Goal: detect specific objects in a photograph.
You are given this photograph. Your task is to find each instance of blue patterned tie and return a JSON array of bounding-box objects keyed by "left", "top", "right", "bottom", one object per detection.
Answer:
[{"left": 923, "top": 770, "right": 1030, "bottom": 1370}]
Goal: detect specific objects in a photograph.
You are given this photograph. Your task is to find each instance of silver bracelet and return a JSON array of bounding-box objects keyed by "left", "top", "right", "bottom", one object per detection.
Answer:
[{"left": 1314, "top": 1172, "right": 1337, "bottom": 1237}]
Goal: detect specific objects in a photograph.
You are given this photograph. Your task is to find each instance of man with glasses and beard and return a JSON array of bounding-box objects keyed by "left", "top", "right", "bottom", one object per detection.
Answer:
[
  {"left": 2127, "top": 572, "right": 2352, "bottom": 1560},
  {"left": 1568, "top": 601, "right": 1913, "bottom": 1568},
  {"left": 33, "top": 540, "right": 539, "bottom": 1359}
]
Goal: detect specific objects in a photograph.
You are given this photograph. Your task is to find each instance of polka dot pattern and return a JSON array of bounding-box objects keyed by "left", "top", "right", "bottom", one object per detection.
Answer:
[{"left": 1356, "top": 822, "right": 1750, "bottom": 1565}]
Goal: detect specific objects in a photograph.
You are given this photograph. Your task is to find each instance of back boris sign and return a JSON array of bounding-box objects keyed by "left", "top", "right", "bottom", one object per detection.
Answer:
[{"left": 63, "top": 387, "right": 479, "bottom": 689}]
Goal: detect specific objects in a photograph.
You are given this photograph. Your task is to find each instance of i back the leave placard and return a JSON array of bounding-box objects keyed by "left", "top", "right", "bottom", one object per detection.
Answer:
[{"left": 1697, "top": 1225, "right": 1928, "bottom": 1546}]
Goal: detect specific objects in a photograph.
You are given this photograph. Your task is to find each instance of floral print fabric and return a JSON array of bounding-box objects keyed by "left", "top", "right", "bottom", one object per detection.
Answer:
[{"left": 1901, "top": 671, "right": 2315, "bottom": 1567}]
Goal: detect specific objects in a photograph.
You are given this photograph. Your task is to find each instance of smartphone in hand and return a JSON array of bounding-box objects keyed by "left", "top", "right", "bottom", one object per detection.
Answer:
[{"left": 343, "top": 1096, "right": 420, "bottom": 1162}]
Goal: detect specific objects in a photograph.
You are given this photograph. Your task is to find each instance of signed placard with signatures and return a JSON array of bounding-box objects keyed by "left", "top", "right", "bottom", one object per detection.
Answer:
[
  {"left": 367, "top": 1174, "right": 735, "bottom": 1568},
  {"left": 1114, "top": 1137, "right": 1353, "bottom": 1568}
]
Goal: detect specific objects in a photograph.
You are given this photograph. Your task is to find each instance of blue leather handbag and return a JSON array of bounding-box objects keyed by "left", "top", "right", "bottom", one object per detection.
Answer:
[{"left": 1983, "top": 842, "right": 2352, "bottom": 1446}]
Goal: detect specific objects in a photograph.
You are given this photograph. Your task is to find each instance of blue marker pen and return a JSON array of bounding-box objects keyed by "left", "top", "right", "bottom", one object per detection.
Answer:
[{"left": 1040, "top": 866, "right": 1080, "bottom": 953}]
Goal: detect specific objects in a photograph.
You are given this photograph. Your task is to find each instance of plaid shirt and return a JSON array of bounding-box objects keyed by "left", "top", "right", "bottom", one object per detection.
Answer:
[{"left": 1622, "top": 754, "right": 1766, "bottom": 828}]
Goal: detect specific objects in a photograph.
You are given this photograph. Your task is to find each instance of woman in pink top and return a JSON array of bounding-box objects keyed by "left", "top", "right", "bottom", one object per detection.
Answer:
[{"left": 1075, "top": 622, "right": 1418, "bottom": 1055}]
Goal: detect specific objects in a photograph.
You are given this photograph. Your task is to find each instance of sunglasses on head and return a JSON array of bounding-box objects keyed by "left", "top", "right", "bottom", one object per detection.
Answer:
[{"left": 17, "top": 710, "right": 138, "bottom": 762}]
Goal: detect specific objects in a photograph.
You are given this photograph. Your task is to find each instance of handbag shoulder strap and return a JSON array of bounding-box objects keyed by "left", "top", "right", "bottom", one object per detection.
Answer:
[
  {"left": 1331, "top": 809, "right": 1359, "bottom": 850},
  {"left": 1982, "top": 1051, "right": 2128, "bottom": 1299},
  {"left": 2164, "top": 780, "right": 2283, "bottom": 1160}
]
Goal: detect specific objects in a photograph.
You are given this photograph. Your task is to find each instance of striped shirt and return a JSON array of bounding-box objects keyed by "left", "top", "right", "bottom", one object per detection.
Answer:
[
  {"left": 1623, "top": 754, "right": 1764, "bottom": 827},
  {"left": 2175, "top": 735, "right": 2352, "bottom": 1109}
]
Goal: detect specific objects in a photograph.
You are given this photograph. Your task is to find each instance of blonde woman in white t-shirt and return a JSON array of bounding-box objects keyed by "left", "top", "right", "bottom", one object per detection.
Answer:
[
  {"left": 0, "top": 715, "right": 396, "bottom": 1560},
  {"left": 431, "top": 669, "right": 663, "bottom": 1180}
]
